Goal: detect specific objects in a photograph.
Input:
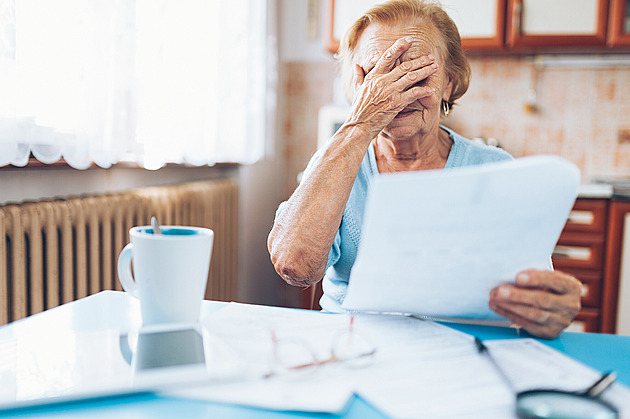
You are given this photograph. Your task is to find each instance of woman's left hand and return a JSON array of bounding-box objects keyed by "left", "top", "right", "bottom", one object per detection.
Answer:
[{"left": 489, "top": 270, "right": 582, "bottom": 339}]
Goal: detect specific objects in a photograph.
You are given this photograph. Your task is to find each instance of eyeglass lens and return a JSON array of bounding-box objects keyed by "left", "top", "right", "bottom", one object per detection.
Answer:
[
  {"left": 516, "top": 390, "right": 618, "bottom": 419},
  {"left": 331, "top": 329, "right": 376, "bottom": 369},
  {"left": 475, "top": 337, "right": 619, "bottom": 419}
]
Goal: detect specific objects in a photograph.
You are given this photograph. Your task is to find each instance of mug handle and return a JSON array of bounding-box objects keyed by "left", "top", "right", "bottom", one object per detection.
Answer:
[{"left": 117, "top": 243, "right": 138, "bottom": 298}]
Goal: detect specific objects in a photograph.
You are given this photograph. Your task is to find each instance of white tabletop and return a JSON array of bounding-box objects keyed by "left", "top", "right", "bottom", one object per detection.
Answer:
[
  {"left": 0, "top": 291, "right": 231, "bottom": 411},
  {"left": 0, "top": 291, "right": 226, "bottom": 340}
]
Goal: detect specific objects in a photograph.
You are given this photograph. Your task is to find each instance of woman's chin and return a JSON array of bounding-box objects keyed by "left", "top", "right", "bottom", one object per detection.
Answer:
[
  {"left": 383, "top": 120, "right": 423, "bottom": 139},
  {"left": 382, "top": 127, "right": 419, "bottom": 140}
]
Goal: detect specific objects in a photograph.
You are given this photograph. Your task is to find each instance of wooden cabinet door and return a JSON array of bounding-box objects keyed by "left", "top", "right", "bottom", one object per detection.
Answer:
[
  {"left": 324, "top": 0, "right": 385, "bottom": 53},
  {"left": 608, "top": 0, "right": 630, "bottom": 46},
  {"left": 440, "top": 0, "right": 506, "bottom": 49},
  {"left": 506, "top": 0, "right": 610, "bottom": 48},
  {"left": 324, "top": 0, "right": 506, "bottom": 53},
  {"left": 602, "top": 200, "right": 630, "bottom": 333}
]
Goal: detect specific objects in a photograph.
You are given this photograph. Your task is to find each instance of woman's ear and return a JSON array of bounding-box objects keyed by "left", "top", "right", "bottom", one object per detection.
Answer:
[{"left": 442, "top": 75, "right": 454, "bottom": 102}]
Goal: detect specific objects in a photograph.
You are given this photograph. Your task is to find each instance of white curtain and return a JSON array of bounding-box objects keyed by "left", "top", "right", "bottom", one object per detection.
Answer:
[{"left": 0, "top": 0, "right": 269, "bottom": 169}]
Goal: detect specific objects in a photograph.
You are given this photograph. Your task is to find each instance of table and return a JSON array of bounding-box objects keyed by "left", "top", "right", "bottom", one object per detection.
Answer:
[{"left": 0, "top": 291, "right": 628, "bottom": 418}]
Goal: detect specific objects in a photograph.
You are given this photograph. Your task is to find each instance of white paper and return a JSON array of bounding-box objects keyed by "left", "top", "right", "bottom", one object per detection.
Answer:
[
  {"left": 484, "top": 339, "right": 630, "bottom": 419},
  {"left": 168, "top": 302, "right": 630, "bottom": 418},
  {"left": 168, "top": 302, "right": 482, "bottom": 413},
  {"left": 343, "top": 155, "right": 581, "bottom": 321}
]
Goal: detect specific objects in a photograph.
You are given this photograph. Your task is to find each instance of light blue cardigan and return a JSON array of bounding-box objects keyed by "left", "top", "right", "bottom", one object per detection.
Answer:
[{"left": 276, "top": 126, "right": 513, "bottom": 312}]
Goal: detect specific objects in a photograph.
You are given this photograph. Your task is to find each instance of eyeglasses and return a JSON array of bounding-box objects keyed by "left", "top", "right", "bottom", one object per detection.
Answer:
[
  {"left": 264, "top": 315, "right": 377, "bottom": 379},
  {"left": 475, "top": 337, "right": 619, "bottom": 419}
]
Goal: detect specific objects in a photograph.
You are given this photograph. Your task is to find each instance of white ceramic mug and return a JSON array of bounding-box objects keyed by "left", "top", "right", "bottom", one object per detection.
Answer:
[{"left": 117, "top": 225, "right": 213, "bottom": 326}]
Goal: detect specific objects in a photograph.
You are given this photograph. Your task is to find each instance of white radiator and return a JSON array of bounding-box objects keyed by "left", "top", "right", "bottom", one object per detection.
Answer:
[{"left": 0, "top": 180, "right": 238, "bottom": 325}]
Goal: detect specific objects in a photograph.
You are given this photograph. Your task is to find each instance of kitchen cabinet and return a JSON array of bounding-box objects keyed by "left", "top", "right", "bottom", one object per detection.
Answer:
[
  {"left": 438, "top": 0, "right": 506, "bottom": 50},
  {"left": 325, "top": 0, "right": 629, "bottom": 53},
  {"left": 324, "top": 0, "right": 380, "bottom": 53},
  {"left": 552, "top": 198, "right": 609, "bottom": 333},
  {"left": 506, "top": 0, "right": 610, "bottom": 49},
  {"left": 608, "top": 0, "right": 630, "bottom": 46},
  {"left": 324, "top": 0, "right": 506, "bottom": 53},
  {"left": 601, "top": 199, "right": 630, "bottom": 333}
]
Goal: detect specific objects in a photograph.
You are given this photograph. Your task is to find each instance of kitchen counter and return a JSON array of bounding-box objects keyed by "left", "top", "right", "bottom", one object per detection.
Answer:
[{"left": 578, "top": 183, "right": 614, "bottom": 199}]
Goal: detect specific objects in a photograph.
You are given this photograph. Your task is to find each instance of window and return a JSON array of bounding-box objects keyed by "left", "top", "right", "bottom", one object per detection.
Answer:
[{"left": 0, "top": 0, "right": 271, "bottom": 169}]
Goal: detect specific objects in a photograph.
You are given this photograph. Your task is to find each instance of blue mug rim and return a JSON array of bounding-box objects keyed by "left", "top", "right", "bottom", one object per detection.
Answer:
[{"left": 131, "top": 226, "right": 212, "bottom": 237}]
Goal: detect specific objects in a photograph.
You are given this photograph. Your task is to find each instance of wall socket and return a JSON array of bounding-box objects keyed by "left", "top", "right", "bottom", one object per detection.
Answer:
[{"left": 619, "top": 129, "right": 630, "bottom": 144}]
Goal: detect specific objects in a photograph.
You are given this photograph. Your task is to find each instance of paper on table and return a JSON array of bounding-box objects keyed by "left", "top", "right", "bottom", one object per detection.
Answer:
[
  {"left": 343, "top": 155, "right": 580, "bottom": 321},
  {"left": 168, "top": 302, "right": 630, "bottom": 418},
  {"left": 169, "top": 303, "right": 357, "bottom": 412},
  {"left": 482, "top": 339, "right": 630, "bottom": 418},
  {"left": 167, "top": 302, "right": 485, "bottom": 414},
  {"left": 356, "top": 337, "right": 630, "bottom": 419}
]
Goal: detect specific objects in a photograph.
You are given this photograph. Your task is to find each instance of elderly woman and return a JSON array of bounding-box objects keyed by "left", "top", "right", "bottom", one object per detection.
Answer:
[{"left": 268, "top": 0, "right": 582, "bottom": 339}]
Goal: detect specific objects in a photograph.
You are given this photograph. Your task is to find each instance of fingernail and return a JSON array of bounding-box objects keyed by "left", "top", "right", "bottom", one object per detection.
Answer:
[
  {"left": 517, "top": 273, "right": 530, "bottom": 284},
  {"left": 405, "top": 36, "right": 413, "bottom": 43},
  {"left": 499, "top": 287, "right": 510, "bottom": 298}
]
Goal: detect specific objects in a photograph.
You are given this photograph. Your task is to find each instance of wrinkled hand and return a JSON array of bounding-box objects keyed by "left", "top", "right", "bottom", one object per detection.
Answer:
[
  {"left": 346, "top": 36, "right": 438, "bottom": 139},
  {"left": 489, "top": 270, "right": 582, "bottom": 339}
]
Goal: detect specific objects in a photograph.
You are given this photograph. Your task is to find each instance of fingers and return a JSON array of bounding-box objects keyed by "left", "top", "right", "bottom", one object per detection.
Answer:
[
  {"left": 489, "top": 273, "right": 581, "bottom": 317},
  {"left": 492, "top": 287, "right": 550, "bottom": 312},
  {"left": 371, "top": 36, "right": 414, "bottom": 75},
  {"left": 368, "top": 55, "right": 437, "bottom": 93},
  {"left": 491, "top": 304, "right": 566, "bottom": 339},
  {"left": 488, "top": 270, "right": 582, "bottom": 339},
  {"left": 346, "top": 36, "right": 437, "bottom": 137},
  {"left": 394, "top": 59, "right": 439, "bottom": 103},
  {"left": 353, "top": 64, "right": 365, "bottom": 94},
  {"left": 362, "top": 54, "right": 437, "bottom": 110},
  {"left": 515, "top": 269, "right": 582, "bottom": 295}
]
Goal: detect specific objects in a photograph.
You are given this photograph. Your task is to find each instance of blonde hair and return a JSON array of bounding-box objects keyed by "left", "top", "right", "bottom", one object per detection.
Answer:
[{"left": 337, "top": 0, "right": 470, "bottom": 111}]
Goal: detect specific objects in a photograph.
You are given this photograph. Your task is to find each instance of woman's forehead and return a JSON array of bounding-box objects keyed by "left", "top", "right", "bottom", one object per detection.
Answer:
[{"left": 356, "top": 22, "right": 443, "bottom": 65}]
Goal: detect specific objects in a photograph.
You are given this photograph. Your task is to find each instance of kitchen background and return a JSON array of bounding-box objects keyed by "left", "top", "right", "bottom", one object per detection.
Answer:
[
  {"left": 280, "top": 1, "right": 630, "bottom": 198},
  {"left": 0, "top": 0, "right": 628, "bottom": 333},
  {"left": 278, "top": 0, "right": 630, "bottom": 333},
  {"left": 282, "top": 56, "right": 630, "bottom": 196}
]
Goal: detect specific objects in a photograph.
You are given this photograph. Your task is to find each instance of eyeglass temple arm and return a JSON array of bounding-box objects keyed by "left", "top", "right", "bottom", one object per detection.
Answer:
[{"left": 584, "top": 371, "right": 617, "bottom": 398}]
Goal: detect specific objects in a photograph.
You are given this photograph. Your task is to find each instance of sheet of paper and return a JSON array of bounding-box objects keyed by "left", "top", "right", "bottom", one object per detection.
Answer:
[
  {"left": 484, "top": 339, "right": 630, "bottom": 418},
  {"left": 343, "top": 155, "right": 581, "bottom": 321},
  {"left": 167, "top": 302, "right": 630, "bottom": 418},
  {"left": 167, "top": 302, "right": 488, "bottom": 414}
]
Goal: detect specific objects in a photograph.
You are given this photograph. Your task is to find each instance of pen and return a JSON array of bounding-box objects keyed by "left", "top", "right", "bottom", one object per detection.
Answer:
[{"left": 474, "top": 337, "right": 516, "bottom": 392}]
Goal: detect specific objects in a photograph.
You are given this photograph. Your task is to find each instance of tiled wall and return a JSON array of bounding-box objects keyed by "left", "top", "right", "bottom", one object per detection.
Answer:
[
  {"left": 280, "top": 61, "right": 337, "bottom": 198},
  {"left": 449, "top": 56, "right": 630, "bottom": 182},
  {"left": 280, "top": 56, "right": 630, "bottom": 198}
]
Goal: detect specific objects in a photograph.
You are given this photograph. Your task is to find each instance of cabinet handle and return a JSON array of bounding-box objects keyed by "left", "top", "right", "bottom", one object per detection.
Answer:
[
  {"left": 553, "top": 245, "right": 591, "bottom": 261},
  {"left": 568, "top": 210, "right": 595, "bottom": 225}
]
